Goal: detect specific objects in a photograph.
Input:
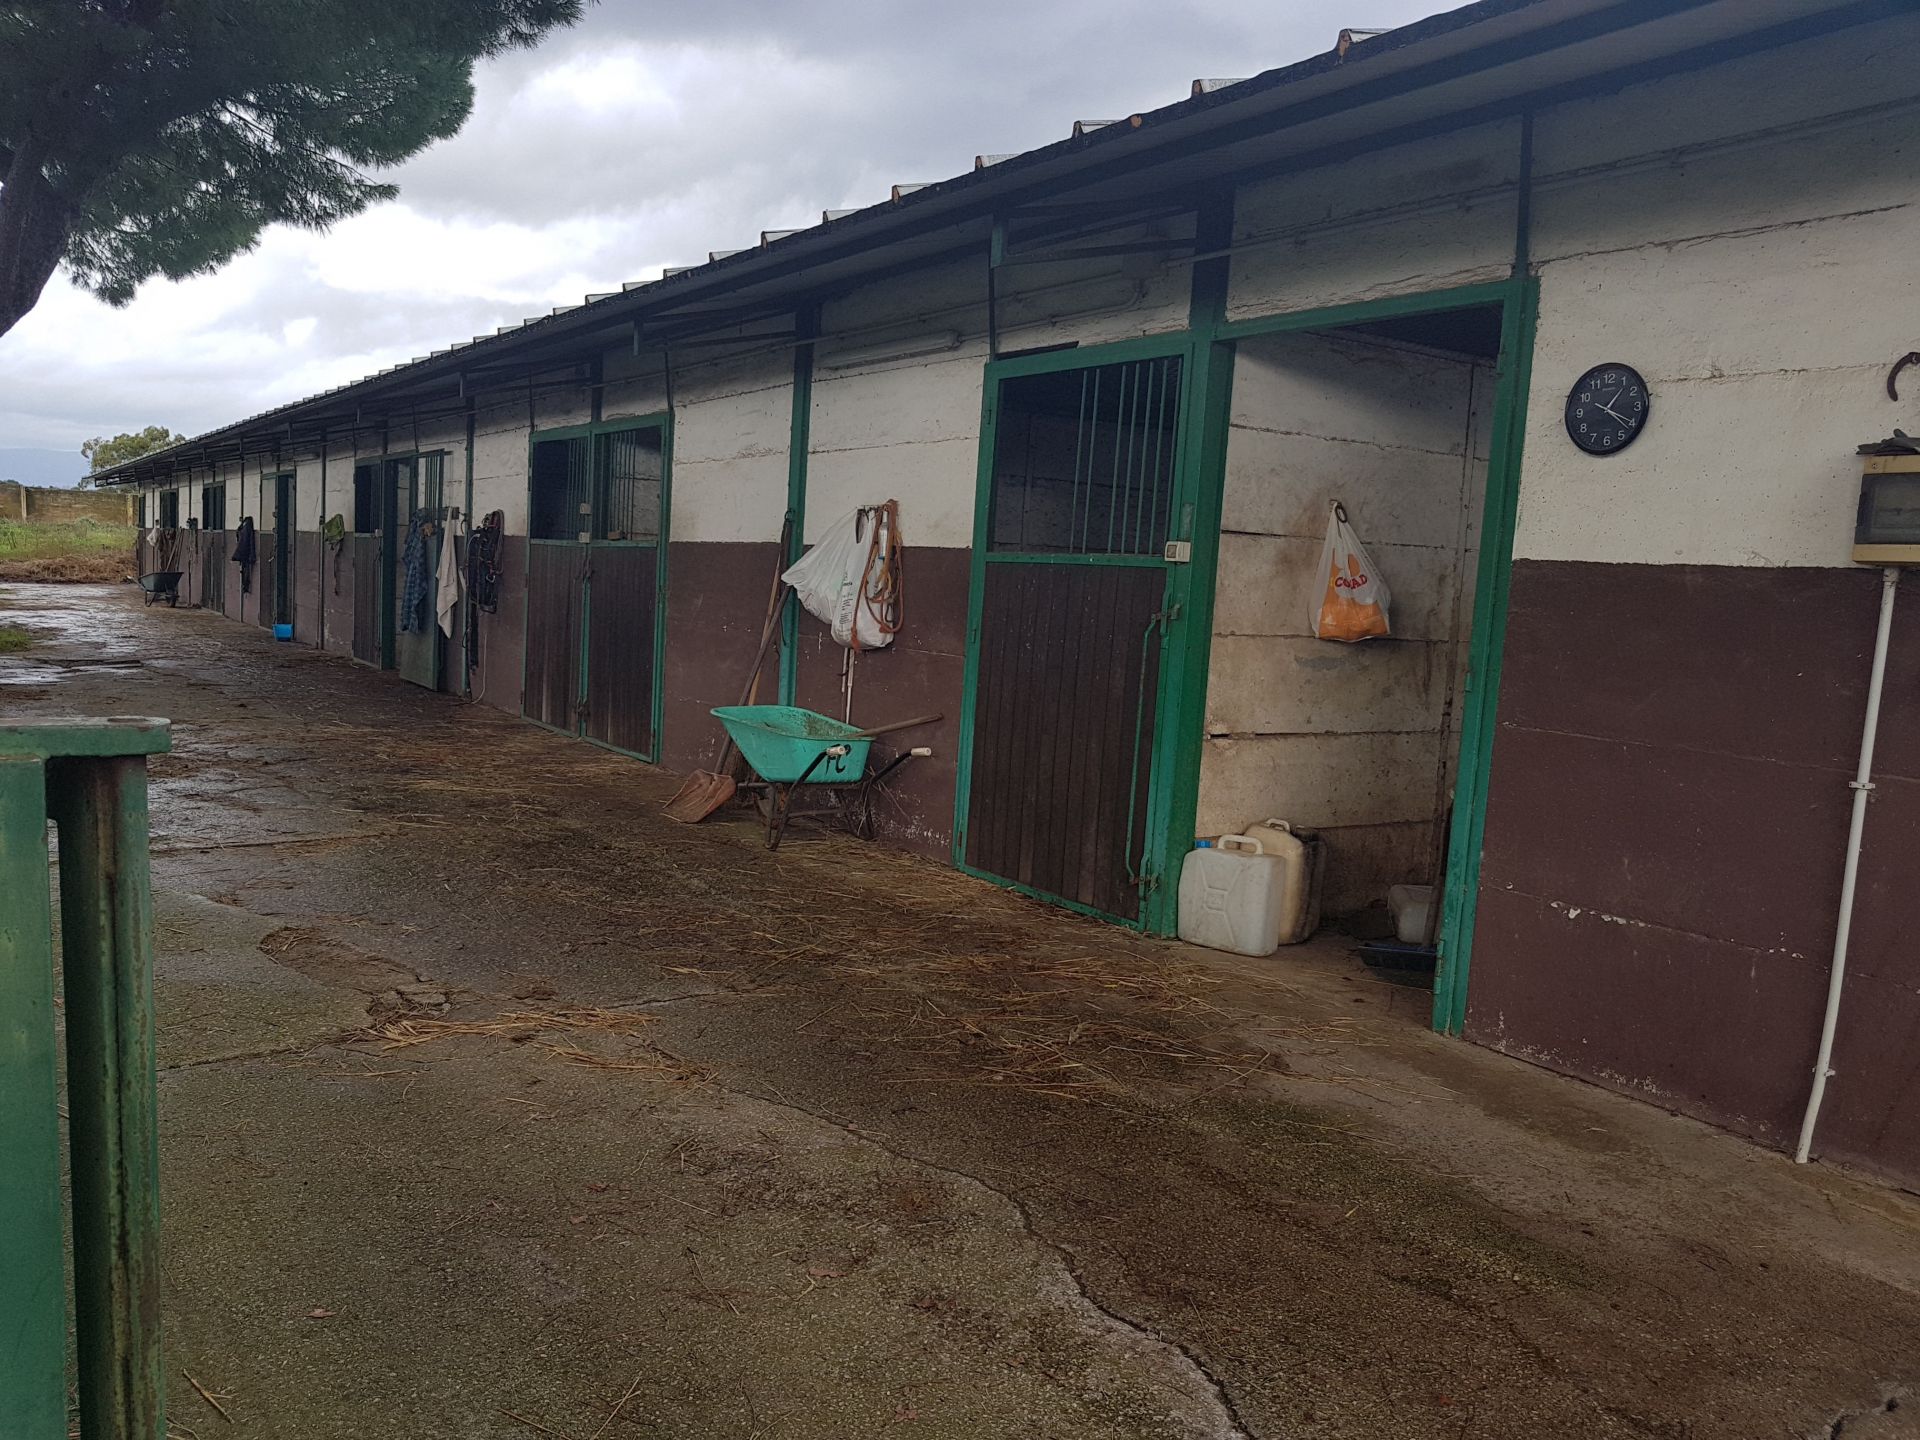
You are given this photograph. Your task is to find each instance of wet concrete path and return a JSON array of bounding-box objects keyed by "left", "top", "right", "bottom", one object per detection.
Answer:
[{"left": 7, "top": 583, "right": 1920, "bottom": 1440}]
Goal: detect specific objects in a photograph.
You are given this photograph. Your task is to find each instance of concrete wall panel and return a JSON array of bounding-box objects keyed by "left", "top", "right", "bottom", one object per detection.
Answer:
[
  {"left": 1201, "top": 330, "right": 1487, "bottom": 913},
  {"left": 669, "top": 348, "right": 793, "bottom": 545}
]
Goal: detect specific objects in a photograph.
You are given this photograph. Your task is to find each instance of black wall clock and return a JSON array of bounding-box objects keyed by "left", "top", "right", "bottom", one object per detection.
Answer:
[{"left": 1565, "top": 363, "right": 1650, "bottom": 456}]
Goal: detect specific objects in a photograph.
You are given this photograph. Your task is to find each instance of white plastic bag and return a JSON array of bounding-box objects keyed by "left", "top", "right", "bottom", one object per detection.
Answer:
[
  {"left": 782, "top": 504, "right": 900, "bottom": 650},
  {"left": 1310, "top": 500, "right": 1391, "bottom": 642}
]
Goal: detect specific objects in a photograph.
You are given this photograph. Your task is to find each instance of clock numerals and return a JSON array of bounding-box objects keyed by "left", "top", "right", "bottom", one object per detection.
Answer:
[{"left": 1566, "top": 364, "right": 1650, "bottom": 457}]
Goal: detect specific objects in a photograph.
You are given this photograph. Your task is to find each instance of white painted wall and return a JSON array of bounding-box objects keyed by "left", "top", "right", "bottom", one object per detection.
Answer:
[
  {"left": 807, "top": 259, "right": 991, "bottom": 550},
  {"left": 471, "top": 396, "right": 531, "bottom": 531},
  {"left": 648, "top": 338, "right": 791, "bottom": 545},
  {"left": 1199, "top": 329, "right": 1489, "bottom": 913},
  {"left": 1514, "top": 15, "right": 1920, "bottom": 568}
]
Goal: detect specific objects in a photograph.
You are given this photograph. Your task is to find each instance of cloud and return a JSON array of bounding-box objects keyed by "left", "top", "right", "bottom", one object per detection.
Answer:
[{"left": 0, "top": 0, "right": 1445, "bottom": 454}]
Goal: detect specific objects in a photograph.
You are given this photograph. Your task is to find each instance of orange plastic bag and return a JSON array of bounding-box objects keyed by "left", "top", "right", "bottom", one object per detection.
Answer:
[{"left": 1311, "top": 500, "right": 1392, "bottom": 643}]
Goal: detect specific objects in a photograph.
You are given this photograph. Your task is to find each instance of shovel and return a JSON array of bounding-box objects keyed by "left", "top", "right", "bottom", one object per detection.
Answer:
[
  {"left": 662, "top": 611, "right": 782, "bottom": 822},
  {"left": 665, "top": 528, "right": 791, "bottom": 824}
]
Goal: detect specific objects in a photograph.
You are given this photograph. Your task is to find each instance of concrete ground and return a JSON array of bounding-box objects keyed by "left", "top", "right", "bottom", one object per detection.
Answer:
[{"left": 7, "top": 582, "right": 1920, "bottom": 1440}]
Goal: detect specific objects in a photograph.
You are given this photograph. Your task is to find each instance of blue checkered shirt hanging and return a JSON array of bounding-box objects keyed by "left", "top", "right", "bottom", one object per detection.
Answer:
[{"left": 400, "top": 515, "right": 433, "bottom": 632}]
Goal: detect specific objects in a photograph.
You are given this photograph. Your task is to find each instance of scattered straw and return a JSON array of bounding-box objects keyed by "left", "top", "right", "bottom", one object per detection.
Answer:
[
  {"left": 547, "top": 1043, "right": 712, "bottom": 1084},
  {"left": 181, "top": 1370, "right": 234, "bottom": 1424},
  {"left": 366, "top": 1007, "right": 657, "bottom": 1051}
]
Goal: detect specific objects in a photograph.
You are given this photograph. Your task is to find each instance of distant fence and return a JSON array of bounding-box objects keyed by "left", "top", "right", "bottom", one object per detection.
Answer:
[{"left": 0, "top": 481, "right": 132, "bottom": 525}]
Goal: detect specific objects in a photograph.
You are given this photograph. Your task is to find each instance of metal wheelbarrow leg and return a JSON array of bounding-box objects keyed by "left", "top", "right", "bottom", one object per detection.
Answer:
[{"left": 764, "top": 747, "right": 839, "bottom": 851}]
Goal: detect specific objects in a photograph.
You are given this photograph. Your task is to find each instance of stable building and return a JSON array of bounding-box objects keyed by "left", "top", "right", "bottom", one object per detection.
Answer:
[{"left": 101, "top": 0, "right": 1920, "bottom": 1185}]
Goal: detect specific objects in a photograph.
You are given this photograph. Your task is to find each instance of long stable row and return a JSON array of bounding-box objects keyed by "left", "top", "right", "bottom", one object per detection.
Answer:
[{"left": 114, "top": 1, "right": 1920, "bottom": 1185}]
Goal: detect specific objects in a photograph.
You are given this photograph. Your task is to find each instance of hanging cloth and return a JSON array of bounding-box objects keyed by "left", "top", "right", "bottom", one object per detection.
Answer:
[
  {"left": 232, "top": 516, "right": 257, "bottom": 596},
  {"left": 322, "top": 514, "right": 348, "bottom": 595},
  {"left": 399, "top": 513, "right": 434, "bottom": 633},
  {"left": 436, "top": 512, "right": 466, "bottom": 639}
]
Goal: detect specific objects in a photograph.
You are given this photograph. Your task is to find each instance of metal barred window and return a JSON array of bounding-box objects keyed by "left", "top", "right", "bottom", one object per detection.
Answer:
[
  {"left": 595, "top": 426, "right": 664, "bottom": 542},
  {"left": 201, "top": 482, "right": 226, "bottom": 531},
  {"left": 989, "top": 354, "right": 1183, "bottom": 556}
]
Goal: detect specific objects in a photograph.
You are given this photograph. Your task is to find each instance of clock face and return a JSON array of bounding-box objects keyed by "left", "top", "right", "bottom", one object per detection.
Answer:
[{"left": 1565, "top": 364, "right": 1650, "bottom": 456}]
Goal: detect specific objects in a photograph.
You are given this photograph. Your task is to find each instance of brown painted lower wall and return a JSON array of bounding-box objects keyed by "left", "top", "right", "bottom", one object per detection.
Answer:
[
  {"left": 472, "top": 536, "right": 526, "bottom": 713},
  {"left": 293, "top": 533, "right": 321, "bottom": 644},
  {"left": 792, "top": 545, "right": 968, "bottom": 860},
  {"left": 1469, "top": 560, "right": 1920, "bottom": 1183},
  {"left": 323, "top": 538, "right": 356, "bottom": 657},
  {"left": 660, "top": 541, "right": 783, "bottom": 773}
]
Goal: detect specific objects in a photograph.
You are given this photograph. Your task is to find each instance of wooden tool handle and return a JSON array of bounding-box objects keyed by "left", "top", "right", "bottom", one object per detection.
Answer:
[{"left": 850, "top": 713, "right": 943, "bottom": 739}]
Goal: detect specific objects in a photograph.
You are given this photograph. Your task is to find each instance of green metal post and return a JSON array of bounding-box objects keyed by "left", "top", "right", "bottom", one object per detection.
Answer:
[
  {"left": 0, "top": 718, "right": 171, "bottom": 1440},
  {"left": 0, "top": 756, "right": 64, "bottom": 1438},
  {"left": 463, "top": 403, "right": 477, "bottom": 698},
  {"left": 780, "top": 303, "right": 818, "bottom": 706},
  {"left": 1142, "top": 189, "right": 1235, "bottom": 936},
  {"left": 1433, "top": 279, "right": 1539, "bottom": 1035}
]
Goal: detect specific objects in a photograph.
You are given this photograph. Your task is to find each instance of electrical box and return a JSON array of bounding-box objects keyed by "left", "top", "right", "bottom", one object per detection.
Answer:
[{"left": 1855, "top": 455, "right": 1920, "bottom": 565}]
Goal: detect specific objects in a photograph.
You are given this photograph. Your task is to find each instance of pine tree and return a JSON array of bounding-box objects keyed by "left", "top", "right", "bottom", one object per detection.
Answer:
[{"left": 0, "top": 1, "right": 584, "bottom": 338}]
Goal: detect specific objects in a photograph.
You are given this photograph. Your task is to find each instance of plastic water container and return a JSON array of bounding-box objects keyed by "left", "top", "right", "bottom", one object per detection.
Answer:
[
  {"left": 1177, "top": 835, "right": 1289, "bottom": 957},
  {"left": 1240, "top": 819, "right": 1325, "bottom": 945},
  {"left": 272, "top": 623, "right": 293, "bottom": 641},
  {"left": 1388, "top": 883, "right": 1435, "bottom": 944}
]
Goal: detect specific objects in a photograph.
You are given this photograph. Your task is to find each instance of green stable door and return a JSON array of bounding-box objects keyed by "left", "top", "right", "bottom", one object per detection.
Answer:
[
  {"left": 522, "top": 418, "right": 669, "bottom": 760},
  {"left": 386, "top": 454, "right": 445, "bottom": 690},
  {"left": 955, "top": 341, "right": 1207, "bottom": 929},
  {"left": 271, "top": 472, "right": 295, "bottom": 632}
]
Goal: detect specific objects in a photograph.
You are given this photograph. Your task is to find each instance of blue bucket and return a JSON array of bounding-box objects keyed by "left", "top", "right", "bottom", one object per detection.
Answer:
[{"left": 273, "top": 623, "right": 293, "bottom": 641}]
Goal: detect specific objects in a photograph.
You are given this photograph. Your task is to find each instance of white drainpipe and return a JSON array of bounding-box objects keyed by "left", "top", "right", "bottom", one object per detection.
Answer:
[{"left": 1796, "top": 565, "right": 1900, "bottom": 1164}]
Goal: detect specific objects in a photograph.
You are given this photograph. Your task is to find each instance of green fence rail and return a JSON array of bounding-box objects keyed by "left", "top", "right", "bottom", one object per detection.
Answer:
[{"left": 2, "top": 718, "right": 170, "bottom": 1440}]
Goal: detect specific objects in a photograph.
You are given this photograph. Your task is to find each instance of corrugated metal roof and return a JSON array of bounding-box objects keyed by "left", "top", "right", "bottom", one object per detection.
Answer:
[{"left": 95, "top": 0, "right": 1885, "bottom": 483}]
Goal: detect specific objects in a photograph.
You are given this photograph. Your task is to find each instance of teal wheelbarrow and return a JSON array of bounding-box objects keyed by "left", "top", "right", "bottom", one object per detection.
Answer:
[{"left": 709, "top": 706, "right": 939, "bottom": 849}]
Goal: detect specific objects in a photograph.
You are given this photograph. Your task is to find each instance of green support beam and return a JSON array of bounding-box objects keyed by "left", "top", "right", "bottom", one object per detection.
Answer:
[
  {"left": 0, "top": 717, "right": 171, "bottom": 1440},
  {"left": 0, "top": 755, "right": 64, "bottom": 1438},
  {"left": 780, "top": 303, "right": 818, "bottom": 705}
]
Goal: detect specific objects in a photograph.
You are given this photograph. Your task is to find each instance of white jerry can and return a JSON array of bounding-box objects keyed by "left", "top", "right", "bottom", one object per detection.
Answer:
[
  {"left": 1239, "top": 819, "right": 1325, "bottom": 945},
  {"left": 1177, "top": 835, "right": 1290, "bottom": 957}
]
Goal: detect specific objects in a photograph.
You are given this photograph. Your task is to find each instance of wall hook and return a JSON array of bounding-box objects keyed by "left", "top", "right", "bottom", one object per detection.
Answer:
[{"left": 1887, "top": 351, "right": 1920, "bottom": 402}]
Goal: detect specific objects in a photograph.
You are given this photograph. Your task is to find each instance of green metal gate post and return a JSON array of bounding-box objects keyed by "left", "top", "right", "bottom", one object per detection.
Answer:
[{"left": 1, "top": 718, "right": 171, "bottom": 1440}]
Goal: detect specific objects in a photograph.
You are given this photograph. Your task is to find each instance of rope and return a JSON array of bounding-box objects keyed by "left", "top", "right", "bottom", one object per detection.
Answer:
[{"left": 851, "top": 499, "right": 904, "bottom": 653}]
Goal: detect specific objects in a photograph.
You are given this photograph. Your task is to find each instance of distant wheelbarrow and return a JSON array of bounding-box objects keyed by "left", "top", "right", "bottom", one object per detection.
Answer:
[
  {"left": 137, "top": 571, "right": 183, "bottom": 607},
  {"left": 709, "top": 705, "right": 939, "bottom": 849}
]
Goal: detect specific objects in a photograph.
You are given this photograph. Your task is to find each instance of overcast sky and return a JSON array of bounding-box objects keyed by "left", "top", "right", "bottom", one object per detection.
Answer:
[{"left": 0, "top": 0, "right": 1446, "bottom": 471}]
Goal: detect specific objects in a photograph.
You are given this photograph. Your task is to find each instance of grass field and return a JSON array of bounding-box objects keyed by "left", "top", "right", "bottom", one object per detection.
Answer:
[{"left": 0, "top": 518, "right": 135, "bottom": 583}]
